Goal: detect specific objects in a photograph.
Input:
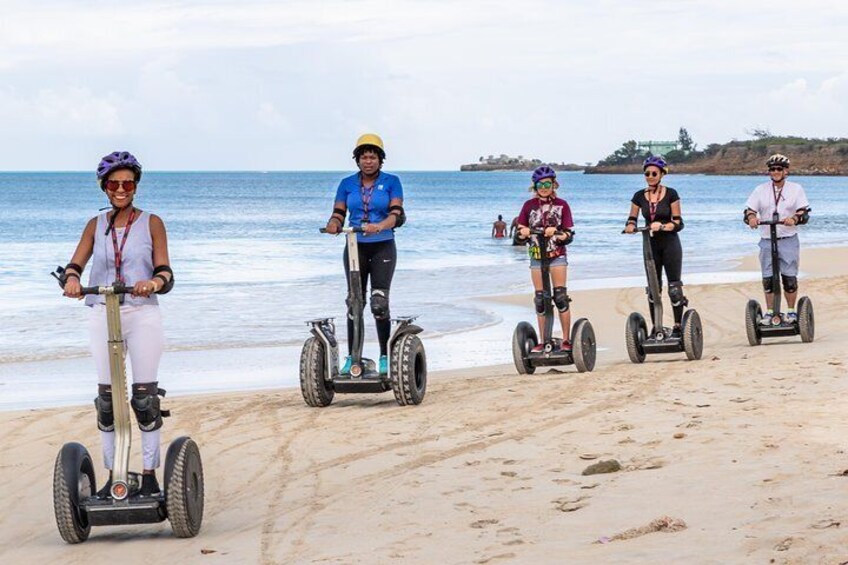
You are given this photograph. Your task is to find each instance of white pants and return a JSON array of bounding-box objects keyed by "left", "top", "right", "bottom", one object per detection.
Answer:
[{"left": 89, "top": 304, "right": 165, "bottom": 470}]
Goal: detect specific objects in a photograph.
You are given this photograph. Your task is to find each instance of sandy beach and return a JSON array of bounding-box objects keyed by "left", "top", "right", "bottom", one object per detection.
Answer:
[{"left": 2, "top": 247, "right": 847, "bottom": 564}]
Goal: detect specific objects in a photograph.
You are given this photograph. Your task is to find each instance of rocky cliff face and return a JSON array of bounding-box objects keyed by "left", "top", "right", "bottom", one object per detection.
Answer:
[{"left": 586, "top": 142, "right": 848, "bottom": 175}]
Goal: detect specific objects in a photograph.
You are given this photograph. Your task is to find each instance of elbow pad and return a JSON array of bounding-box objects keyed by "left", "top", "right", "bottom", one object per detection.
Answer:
[
  {"left": 672, "top": 215, "right": 684, "bottom": 232},
  {"left": 389, "top": 205, "right": 406, "bottom": 228},
  {"left": 795, "top": 207, "right": 811, "bottom": 225},
  {"left": 743, "top": 208, "right": 756, "bottom": 224},
  {"left": 625, "top": 215, "right": 637, "bottom": 227},
  {"left": 152, "top": 265, "right": 175, "bottom": 294}
]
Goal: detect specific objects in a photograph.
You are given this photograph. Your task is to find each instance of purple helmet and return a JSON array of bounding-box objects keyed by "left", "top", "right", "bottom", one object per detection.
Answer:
[
  {"left": 531, "top": 165, "right": 557, "bottom": 185},
  {"left": 96, "top": 151, "right": 143, "bottom": 187},
  {"left": 642, "top": 156, "right": 668, "bottom": 174}
]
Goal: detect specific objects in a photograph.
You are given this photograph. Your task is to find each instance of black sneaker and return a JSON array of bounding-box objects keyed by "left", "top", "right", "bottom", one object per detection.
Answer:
[
  {"left": 671, "top": 326, "right": 682, "bottom": 339},
  {"left": 96, "top": 476, "right": 113, "bottom": 499},
  {"left": 140, "top": 474, "right": 161, "bottom": 497}
]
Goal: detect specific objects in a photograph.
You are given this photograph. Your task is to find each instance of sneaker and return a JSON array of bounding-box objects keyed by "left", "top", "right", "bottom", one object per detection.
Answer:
[
  {"left": 530, "top": 344, "right": 545, "bottom": 353},
  {"left": 96, "top": 476, "right": 113, "bottom": 499},
  {"left": 560, "top": 340, "right": 572, "bottom": 353},
  {"left": 784, "top": 311, "right": 798, "bottom": 324},
  {"left": 671, "top": 326, "right": 682, "bottom": 339},
  {"left": 379, "top": 355, "right": 388, "bottom": 375},
  {"left": 140, "top": 474, "right": 160, "bottom": 497},
  {"left": 760, "top": 311, "right": 774, "bottom": 327},
  {"left": 340, "top": 355, "right": 352, "bottom": 374}
]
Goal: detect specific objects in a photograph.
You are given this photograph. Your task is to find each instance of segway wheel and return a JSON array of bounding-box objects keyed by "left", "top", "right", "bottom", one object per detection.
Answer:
[
  {"left": 165, "top": 437, "right": 204, "bottom": 538},
  {"left": 390, "top": 334, "right": 427, "bottom": 406},
  {"left": 798, "top": 296, "right": 815, "bottom": 343},
  {"left": 625, "top": 312, "right": 647, "bottom": 364},
  {"left": 571, "top": 318, "right": 596, "bottom": 373},
  {"left": 53, "top": 442, "right": 95, "bottom": 544},
  {"left": 300, "top": 336, "right": 334, "bottom": 407},
  {"left": 682, "top": 309, "right": 704, "bottom": 361},
  {"left": 745, "top": 299, "right": 762, "bottom": 346},
  {"left": 512, "top": 322, "right": 537, "bottom": 375}
]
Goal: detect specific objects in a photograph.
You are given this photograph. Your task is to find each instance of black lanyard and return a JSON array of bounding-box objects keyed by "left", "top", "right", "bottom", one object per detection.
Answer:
[{"left": 772, "top": 182, "right": 784, "bottom": 214}]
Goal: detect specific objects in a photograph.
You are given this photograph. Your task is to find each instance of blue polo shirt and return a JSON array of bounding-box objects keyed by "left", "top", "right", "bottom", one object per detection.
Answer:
[{"left": 334, "top": 171, "right": 404, "bottom": 243}]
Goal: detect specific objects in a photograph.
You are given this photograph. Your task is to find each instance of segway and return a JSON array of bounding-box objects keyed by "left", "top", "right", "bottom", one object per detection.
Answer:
[
  {"left": 300, "top": 227, "right": 427, "bottom": 407},
  {"left": 50, "top": 271, "right": 203, "bottom": 543},
  {"left": 512, "top": 229, "right": 596, "bottom": 374},
  {"left": 744, "top": 212, "right": 814, "bottom": 345},
  {"left": 623, "top": 227, "right": 703, "bottom": 363}
]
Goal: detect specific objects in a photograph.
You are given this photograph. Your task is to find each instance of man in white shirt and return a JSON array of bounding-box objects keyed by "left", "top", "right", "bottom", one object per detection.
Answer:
[{"left": 743, "top": 154, "right": 811, "bottom": 324}]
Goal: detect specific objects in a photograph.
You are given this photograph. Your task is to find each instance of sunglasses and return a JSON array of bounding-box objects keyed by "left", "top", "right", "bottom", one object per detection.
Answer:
[
  {"left": 644, "top": 171, "right": 660, "bottom": 178},
  {"left": 768, "top": 167, "right": 785, "bottom": 172},
  {"left": 535, "top": 181, "right": 554, "bottom": 189},
  {"left": 105, "top": 180, "right": 137, "bottom": 192}
]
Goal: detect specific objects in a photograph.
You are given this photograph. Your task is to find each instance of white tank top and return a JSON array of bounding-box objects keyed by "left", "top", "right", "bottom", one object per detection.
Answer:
[{"left": 85, "top": 210, "right": 159, "bottom": 307}]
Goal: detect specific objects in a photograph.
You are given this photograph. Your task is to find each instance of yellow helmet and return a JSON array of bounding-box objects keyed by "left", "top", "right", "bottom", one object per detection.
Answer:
[{"left": 355, "top": 133, "right": 384, "bottom": 152}]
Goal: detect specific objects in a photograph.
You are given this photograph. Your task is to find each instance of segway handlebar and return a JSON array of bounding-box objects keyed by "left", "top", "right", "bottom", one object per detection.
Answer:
[
  {"left": 758, "top": 212, "right": 785, "bottom": 226},
  {"left": 528, "top": 228, "right": 571, "bottom": 237},
  {"left": 621, "top": 226, "right": 652, "bottom": 234},
  {"left": 78, "top": 283, "right": 134, "bottom": 296},
  {"left": 320, "top": 227, "right": 364, "bottom": 234}
]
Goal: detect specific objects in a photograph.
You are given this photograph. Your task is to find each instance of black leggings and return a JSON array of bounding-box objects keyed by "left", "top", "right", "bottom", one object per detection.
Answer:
[
  {"left": 647, "top": 234, "right": 684, "bottom": 325},
  {"left": 343, "top": 239, "right": 397, "bottom": 356}
]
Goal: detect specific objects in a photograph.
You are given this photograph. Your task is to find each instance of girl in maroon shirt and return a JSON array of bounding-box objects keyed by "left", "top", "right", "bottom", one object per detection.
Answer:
[{"left": 516, "top": 166, "right": 574, "bottom": 352}]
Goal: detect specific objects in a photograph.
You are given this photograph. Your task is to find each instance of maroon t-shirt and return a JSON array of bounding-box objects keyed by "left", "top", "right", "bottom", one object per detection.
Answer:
[{"left": 517, "top": 197, "right": 574, "bottom": 259}]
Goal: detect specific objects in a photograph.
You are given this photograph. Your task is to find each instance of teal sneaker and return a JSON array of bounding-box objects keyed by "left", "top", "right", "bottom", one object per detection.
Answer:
[
  {"left": 379, "top": 355, "right": 388, "bottom": 375},
  {"left": 340, "top": 355, "right": 352, "bottom": 374}
]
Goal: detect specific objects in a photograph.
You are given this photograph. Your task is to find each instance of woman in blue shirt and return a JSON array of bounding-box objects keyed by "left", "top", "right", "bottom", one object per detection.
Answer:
[{"left": 325, "top": 134, "right": 406, "bottom": 374}]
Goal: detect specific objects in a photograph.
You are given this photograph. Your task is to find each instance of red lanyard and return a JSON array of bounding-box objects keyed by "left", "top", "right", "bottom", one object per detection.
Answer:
[
  {"left": 647, "top": 187, "right": 661, "bottom": 222},
  {"left": 360, "top": 175, "right": 377, "bottom": 222},
  {"left": 110, "top": 208, "right": 137, "bottom": 283}
]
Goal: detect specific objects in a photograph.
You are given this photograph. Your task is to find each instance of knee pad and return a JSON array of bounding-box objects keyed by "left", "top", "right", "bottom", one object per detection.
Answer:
[
  {"left": 762, "top": 276, "right": 774, "bottom": 293},
  {"left": 553, "top": 286, "right": 571, "bottom": 313},
  {"left": 668, "top": 281, "right": 688, "bottom": 308},
  {"left": 781, "top": 275, "right": 798, "bottom": 293},
  {"left": 533, "top": 291, "right": 546, "bottom": 314},
  {"left": 94, "top": 384, "right": 114, "bottom": 432},
  {"left": 130, "top": 382, "right": 170, "bottom": 432},
  {"left": 370, "top": 289, "right": 390, "bottom": 321}
]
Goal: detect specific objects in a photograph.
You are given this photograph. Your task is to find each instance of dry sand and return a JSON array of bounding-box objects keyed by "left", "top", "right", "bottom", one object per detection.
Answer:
[{"left": 2, "top": 247, "right": 847, "bottom": 564}]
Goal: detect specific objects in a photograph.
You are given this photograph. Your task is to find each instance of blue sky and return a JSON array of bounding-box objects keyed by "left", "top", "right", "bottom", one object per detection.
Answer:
[{"left": 1, "top": 0, "right": 846, "bottom": 170}]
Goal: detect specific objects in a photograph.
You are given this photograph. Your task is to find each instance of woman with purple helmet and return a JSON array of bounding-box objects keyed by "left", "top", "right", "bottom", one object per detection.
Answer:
[
  {"left": 623, "top": 156, "right": 687, "bottom": 336},
  {"left": 59, "top": 151, "right": 174, "bottom": 499},
  {"left": 516, "top": 166, "right": 575, "bottom": 352}
]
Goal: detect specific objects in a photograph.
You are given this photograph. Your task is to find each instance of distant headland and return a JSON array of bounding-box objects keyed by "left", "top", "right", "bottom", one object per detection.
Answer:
[
  {"left": 460, "top": 154, "right": 584, "bottom": 172},
  {"left": 462, "top": 130, "right": 848, "bottom": 176}
]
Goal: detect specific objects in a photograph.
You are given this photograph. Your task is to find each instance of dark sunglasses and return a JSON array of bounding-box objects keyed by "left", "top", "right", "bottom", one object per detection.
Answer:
[
  {"left": 105, "top": 180, "right": 137, "bottom": 192},
  {"left": 768, "top": 167, "right": 785, "bottom": 172},
  {"left": 644, "top": 171, "right": 660, "bottom": 178}
]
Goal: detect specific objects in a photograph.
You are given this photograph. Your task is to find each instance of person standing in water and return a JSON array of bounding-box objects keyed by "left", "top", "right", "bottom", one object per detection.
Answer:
[{"left": 492, "top": 215, "right": 507, "bottom": 238}]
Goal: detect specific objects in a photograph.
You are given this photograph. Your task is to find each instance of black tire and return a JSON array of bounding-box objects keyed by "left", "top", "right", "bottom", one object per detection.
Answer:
[
  {"left": 299, "top": 336, "right": 334, "bottom": 407},
  {"left": 745, "top": 299, "right": 762, "bottom": 346},
  {"left": 165, "top": 437, "right": 204, "bottom": 538},
  {"left": 390, "top": 334, "right": 427, "bottom": 406},
  {"left": 682, "top": 309, "right": 704, "bottom": 361},
  {"left": 571, "top": 318, "right": 596, "bottom": 373},
  {"left": 625, "top": 312, "right": 647, "bottom": 364},
  {"left": 512, "top": 322, "right": 537, "bottom": 375},
  {"left": 798, "top": 296, "right": 814, "bottom": 343},
  {"left": 53, "top": 442, "right": 95, "bottom": 544}
]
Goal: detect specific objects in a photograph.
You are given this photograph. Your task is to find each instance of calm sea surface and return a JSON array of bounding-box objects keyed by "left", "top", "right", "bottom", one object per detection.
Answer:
[{"left": 2, "top": 170, "right": 847, "bottom": 367}]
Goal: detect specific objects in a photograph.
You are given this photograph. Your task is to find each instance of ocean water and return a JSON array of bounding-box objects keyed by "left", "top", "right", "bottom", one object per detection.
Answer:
[{"left": 2, "top": 171, "right": 847, "bottom": 408}]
